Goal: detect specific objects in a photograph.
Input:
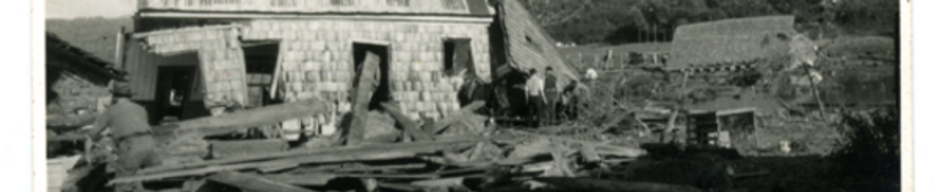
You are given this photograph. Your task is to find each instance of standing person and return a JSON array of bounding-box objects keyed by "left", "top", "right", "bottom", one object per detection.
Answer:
[
  {"left": 524, "top": 69, "right": 547, "bottom": 128},
  {"left": 543, "top": 67, "right": 560, "bottom": 125},
  {"left": 562, "top": 79, "right": 590, "bottom": 120},
  {"left": 84, "top": 82, "right": 160, "bottom": 192}
]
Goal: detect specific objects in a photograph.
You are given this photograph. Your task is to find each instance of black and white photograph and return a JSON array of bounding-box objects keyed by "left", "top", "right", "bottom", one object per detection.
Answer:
[{"left": 40, "top": 0, "right": 905, "bottom": 192}]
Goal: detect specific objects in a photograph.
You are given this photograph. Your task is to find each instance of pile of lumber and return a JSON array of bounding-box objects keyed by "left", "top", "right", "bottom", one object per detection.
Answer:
[{"left": 82, "top": 97, "right": 649, "bottom": 192}]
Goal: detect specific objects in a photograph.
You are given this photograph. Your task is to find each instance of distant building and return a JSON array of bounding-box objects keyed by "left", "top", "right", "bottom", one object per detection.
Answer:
[{"left": 668, "top": 16, "right": 799, "bottom": 72}]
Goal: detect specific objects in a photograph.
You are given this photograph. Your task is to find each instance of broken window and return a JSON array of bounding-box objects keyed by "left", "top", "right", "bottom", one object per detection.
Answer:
[
  {"left": 443, "top": 39, "right": 474, "bottom": 77},
  {"left": 242, "top": 41, "right": 280, "bottom": 108}
]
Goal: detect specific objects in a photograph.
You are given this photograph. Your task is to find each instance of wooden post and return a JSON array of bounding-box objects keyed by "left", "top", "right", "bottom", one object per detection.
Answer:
[
  {"left": 804, "top": 64, "right": 827, "bottom": 119},
  {"left": 347, "top": 52, "right": 381, "bottom": 145},
  {"left": 577, "top": 53, "right": 583, "bottom": 69},
  {"left": 114, "top": 27, "right": 125, "bottom": 70}
]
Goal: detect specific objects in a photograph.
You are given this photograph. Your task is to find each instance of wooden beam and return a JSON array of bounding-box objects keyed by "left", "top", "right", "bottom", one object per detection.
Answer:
[
  {"left": 412, "top": 177, "right": 464, "bottom": 188},
  {"left": 260, "top": 173, "right": 336, "bottom": 186},
  {"left": 138, "top": 137, "right": 492, "bottom": 175},
  {"left": 377, "top": 182, "right": 424, "bottom": 192},
  {"left": 432, "top": 101, "right": 486, "bottom": 133},
  {"left": 533, "top": 178, "right": 704, "bottom": 192},
  {"left": 329, "top": 163, "right": 426, "bottom": 173},
  {"left": 347, "top": 52, "right": 381, "bottom": 144},
  {"left": 207, "top": 171, "right": 317, "bottom": 192},
  {"left": 380, "top": 103, "right": 432, "bottom": 142},
  {"left": 112, "top": 138, "right": 490, "bottom": 184},
  {"left": 153, "top": 98, "right": 330, "bottom": 138}
]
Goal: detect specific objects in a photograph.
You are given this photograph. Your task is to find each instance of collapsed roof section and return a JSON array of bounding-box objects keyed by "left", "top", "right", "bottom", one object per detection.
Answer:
[{"left": 489, "top": 0, "right": 578, "bottom": 84}]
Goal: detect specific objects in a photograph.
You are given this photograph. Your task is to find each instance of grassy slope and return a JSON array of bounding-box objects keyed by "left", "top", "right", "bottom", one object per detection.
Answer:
[{"left": 46, "top": 17, "right": 135, "bottom": 64}]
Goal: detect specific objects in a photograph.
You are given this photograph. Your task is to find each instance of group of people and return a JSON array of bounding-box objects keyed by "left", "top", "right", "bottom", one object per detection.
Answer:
[{"left": 523, "top": 66, "right": 591, "bottom": 127}]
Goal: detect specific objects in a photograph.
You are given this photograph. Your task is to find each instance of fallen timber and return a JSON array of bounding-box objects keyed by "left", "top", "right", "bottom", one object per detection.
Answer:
[
  {"left": 112, "top": 137, "right": 507, "bottom": 184},
  {"left": 152, "top": 98, "right": 331, "bottom": 139}
]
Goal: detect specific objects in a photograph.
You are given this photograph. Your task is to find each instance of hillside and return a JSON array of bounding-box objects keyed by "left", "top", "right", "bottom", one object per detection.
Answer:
[
  {"left": 46, "top": 17, "right": 134, "bottom": 64},
  {"left": 521, "top": 0, "right": 899, "bottom": 45}
]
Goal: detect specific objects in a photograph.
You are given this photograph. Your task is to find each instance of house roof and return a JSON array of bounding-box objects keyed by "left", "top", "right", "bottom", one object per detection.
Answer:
[
  {"left": 493, "top": 0, "right": 578, "bottom": 83},
  {"left": 46, "top": 33, "right": 123, "bottom": 80},
  {"left": 138, "top": 0, "right": 493, "bottom": 17},
  {"left": 668, "top": 16, "right": 796, "bottom": 70}
]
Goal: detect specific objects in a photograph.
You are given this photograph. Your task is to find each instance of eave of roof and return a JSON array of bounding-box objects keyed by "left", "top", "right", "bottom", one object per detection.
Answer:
[
  {"left": 137, "top": 10, "right": 495, "bottom": 24},
  {"left": 46, "top": 33, "right": 122, "bottom": 79}
]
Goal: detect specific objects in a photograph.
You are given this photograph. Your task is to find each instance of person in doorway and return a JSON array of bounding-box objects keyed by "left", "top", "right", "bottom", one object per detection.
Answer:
[
  {"left": 84, "top": 82, "right": 160, "bottom": 192},
  {"left": 543, "top": 67, "right": 560, "bottom": 125},
  {"left": 524, "top": 69, "right": 547, "bottom": 128}
]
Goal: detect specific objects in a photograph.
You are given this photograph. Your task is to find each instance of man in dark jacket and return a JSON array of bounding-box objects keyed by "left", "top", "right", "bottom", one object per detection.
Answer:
[
  {"left": 85, "top": 82, "right": 160, "bottom": 192},
  {"left": 543, "top": 67, "right": 559, "bottom": 125}
]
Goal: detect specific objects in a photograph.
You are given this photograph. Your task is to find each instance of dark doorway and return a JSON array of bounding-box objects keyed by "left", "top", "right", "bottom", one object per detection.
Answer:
[
  {"left": 242, "top": 41, "right": 280, "bottom": 108},
  {"left": 443, "top": 39, "right": 474, "bottom": 77},
  {"left": 154, "top": 66, "right": 197, "bottom": 124},
  {"left": 352, "top": 43, "right": 390, "bottom": 110}
]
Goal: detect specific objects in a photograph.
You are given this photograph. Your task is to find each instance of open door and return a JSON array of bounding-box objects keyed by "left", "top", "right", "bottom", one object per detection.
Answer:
[
  {"left": 352, "top": 43, "right": 390, "bottom": 110},
  {"left": 154, "top": 66, "right": 197, "bottom": 123}
]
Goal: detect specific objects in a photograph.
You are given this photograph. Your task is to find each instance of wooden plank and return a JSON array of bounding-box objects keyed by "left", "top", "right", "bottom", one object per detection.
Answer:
[
  {"left": 347, "top": 52, "right": 382, "bottom": 144},
  {"left": 260, "top": 173, "right": 336, "bottom": 186},
  {"left": 153, "top": 98, "right": 329, "bottom": 138},
  {"left": 380, "top": 102, "right": 432, "bottom": 142},
  {"left": 335, "top": 173, "right": 438, "bottom": 179},
  {"left": 112, "top": 138, "right": 490, "bottom": 184},
  {"left": 138, "top": 137, "right": 493, "bottom": 175},
  {"left": 377, "top": 182, "right": 424, "bottom": 192},
  {"left": 433, "top": 101, "right": 486, "bottom": 133},
  {"left": 257, "top": 163, "right": 299, "bottom": 173},
  {"left": 533, "top": 178, "right": 704, "bottom": 192},
  {"left": 207, "top": 171, "right": 317, "bottom": 192},
  {"left": 411, "top": 177, "right": 464, "bottom": 187},
  {"left": 330, "top": 163, "right": 426, "bottom": 173},
  {"left": 580, "top": 144, "right": 601, "bottom": 163},
  {"left": 211, "top": 139, "right": 288, "bottom": 159}
]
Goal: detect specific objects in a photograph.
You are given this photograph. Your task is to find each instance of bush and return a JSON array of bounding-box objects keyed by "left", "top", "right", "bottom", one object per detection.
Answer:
[{"left": 830, "top": 108, "right": 900, "bottom": 180}]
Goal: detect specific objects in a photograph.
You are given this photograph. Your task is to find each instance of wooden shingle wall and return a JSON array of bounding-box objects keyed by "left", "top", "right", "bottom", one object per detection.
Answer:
[
  {"left": 139, "top": 27, "right": 249, "bottom": 107},
  {"left": 241, "top": 20, "right": 491, "bottom": 120}
]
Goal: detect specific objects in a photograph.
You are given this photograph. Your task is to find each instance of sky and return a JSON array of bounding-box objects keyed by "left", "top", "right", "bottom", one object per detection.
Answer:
[{"left": 46, "top": 0, "right": 137, "bottom": 19}]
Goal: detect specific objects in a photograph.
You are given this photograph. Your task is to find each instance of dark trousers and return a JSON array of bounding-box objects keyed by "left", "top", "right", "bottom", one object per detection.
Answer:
[
  {"left": 527, "top": 95, "right": 543, "bottom": 127},
  {"left": 544, "top": 90, "right": 560, "bottom": 125},
  {"left": 114, "top": 135, "right": 161, "bottom": 192}
]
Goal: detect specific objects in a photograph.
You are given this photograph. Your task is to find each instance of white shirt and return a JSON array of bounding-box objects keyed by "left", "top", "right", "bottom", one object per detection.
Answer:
[
  {"left": 525, "top": 75, "right": 544, "bottom": 96},
  {"left": 585, "top": 68, "right": 598, "bottom": 80}
]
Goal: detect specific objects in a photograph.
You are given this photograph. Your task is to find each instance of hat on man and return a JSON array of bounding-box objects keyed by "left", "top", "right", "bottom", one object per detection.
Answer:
[{"left": 112, "top": 81, "right": 133, "bottom": 97}]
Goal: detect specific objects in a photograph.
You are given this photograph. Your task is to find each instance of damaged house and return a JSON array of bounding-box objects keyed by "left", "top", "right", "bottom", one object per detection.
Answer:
[
  {"left": 121, "top": 0, "right": 575, "bottom": 134},
  {"left": 666, "top": 16, "right": 814, "bottom": 147}
]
